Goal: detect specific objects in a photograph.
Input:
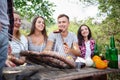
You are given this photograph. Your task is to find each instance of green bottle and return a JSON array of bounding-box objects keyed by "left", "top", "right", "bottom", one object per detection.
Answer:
[
  {"left": 105, "top": 45, "right": 110, "bottom": 61},
  {"left": 109, "top": 36, "right": 118, "bottom": 68},
  {"left": 94, "top": 43, "right": 99, "bottom": 56},
  {"left": 105, "top": 45, "right": 111, "bottom": 67}
]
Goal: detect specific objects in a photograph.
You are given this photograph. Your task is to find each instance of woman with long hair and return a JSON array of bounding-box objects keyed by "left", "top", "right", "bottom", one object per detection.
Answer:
[
  {"left": 27, "top": 16, "right": 47, "bottom": 52},
  {"left": 6, "top": 11, "right": 28, "bottom": 67},
  {"left": 9, "top": 11, "right": 28, "bottom": 58},
  {"left": 77, "top": 24, "right": 107, "bottom": 80},
  {"left": 77, "top": 24, "right": 95, "bottom": 59}
]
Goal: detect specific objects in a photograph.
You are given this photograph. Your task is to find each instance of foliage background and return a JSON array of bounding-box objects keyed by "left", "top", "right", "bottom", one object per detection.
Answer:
[{"left": 13, "top": 0, "right": 120, "bottom": 55}]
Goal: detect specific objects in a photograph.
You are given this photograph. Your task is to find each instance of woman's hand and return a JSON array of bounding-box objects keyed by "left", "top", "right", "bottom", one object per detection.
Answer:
[
  {"left": 5, "top": 59, "right": 16, "bottom": 67},
  {"left": 8, "top": 54, "right": 16, "bottom": 61}
]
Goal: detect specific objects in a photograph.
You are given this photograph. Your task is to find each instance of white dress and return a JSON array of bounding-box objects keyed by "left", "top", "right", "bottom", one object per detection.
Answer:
[{"left": 9, "top": 35, "right": 28, "bottom": 58}]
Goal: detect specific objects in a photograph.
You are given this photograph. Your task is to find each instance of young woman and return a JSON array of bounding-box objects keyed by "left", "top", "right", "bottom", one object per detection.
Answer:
[
  {"left": 77, "top": 24, "right": 95, "bottom": 59},
  {"left": 77, "top": 24, "right": 107, "bottom": 80},
  {"left": 22, "top": 16, "right": 48, "bottom": 64},
  {"left": 5, "top": 11, "right": 28, "bottom": 67},
  {"left": 9, "top": 11, "right": 28, "bottom": 57},
  {"left": 27, "top": 16, "right": 47, "bottom": 52}
]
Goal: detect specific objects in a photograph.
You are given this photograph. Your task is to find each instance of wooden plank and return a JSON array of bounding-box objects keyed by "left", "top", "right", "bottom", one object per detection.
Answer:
[{"left": 3, "top": 65, "right": 120, "bottom": 80}]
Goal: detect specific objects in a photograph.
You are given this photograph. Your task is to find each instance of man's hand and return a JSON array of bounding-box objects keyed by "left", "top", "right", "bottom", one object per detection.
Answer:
[
  {"left": 64, "top": 42, "right": 81, "bottom": 56},
  {"left": 63, "top": 43, "right": 70, "bottom": 54}
]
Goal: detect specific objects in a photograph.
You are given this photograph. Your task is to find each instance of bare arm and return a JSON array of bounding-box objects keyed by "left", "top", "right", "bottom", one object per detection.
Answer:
[{"left": 43, "top": 40, "right": 54, "bottom": 51}]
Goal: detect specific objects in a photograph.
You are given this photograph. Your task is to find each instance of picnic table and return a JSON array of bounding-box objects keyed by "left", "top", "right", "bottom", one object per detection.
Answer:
[{"left": 3, "top": 65, "right": 120, "bottom": 80}]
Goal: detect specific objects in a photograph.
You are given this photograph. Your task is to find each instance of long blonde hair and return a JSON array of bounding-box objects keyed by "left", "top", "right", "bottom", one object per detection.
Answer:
[{"left": 13, "top": 11, "right": 21, "bottom": 40}]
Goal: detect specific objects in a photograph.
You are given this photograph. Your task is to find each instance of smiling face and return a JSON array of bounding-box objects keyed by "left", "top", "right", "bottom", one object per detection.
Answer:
[
  {"left": 77, "top": 24, "right": 92, "bottom": 45},
  {"left": 80, "top": 25, "right": 90, "bottom": 38},
  {"left": 57, "top": 16, "right": 69, "bottom": 32},
  {"left": 35, "top": 17, "right": 45, "bottom": 32},
  {"left": 13, "top": 13, "right": 21, "bottom": 30}
]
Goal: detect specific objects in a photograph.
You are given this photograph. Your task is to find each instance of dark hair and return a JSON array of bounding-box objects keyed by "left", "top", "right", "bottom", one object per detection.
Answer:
[
  {"left": 57, "top": 14, "right": 69, "bottom": 21},
  {"left": 77, "top": 24, "right": 92, "bottom": 46},
  {"left": 28, "top": 16, "right": 47, "bottom": 41}
]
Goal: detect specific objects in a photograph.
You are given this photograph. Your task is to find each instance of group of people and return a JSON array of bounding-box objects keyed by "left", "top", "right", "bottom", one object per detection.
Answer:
[
  {"left": 0, "top": 0, "right": 96, "bottom": 80},
  {"left": 5, "top": 11, "right": 95, "bottom": 67}
]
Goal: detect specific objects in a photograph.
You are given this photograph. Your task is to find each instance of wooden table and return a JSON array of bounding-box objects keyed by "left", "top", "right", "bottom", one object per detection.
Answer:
[{"left": 3, "top": 65, "right": 120, "bottom": 80}]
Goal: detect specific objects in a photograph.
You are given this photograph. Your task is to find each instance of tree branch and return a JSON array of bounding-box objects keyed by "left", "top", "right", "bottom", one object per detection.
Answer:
[{"left": 116, "top": 39, "right": 120, "bottom": 43}]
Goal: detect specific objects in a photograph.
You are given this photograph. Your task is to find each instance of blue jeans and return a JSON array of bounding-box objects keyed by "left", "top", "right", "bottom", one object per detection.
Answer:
[
  {"left": 0, "top": 0, "right": 9, "bottom": 79},
  {"left": 0, "top": 26, "right": 8, "bottom": 79}
]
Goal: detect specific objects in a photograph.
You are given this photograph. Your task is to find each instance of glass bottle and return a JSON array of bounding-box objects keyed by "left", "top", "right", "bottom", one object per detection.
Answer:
[
  {"left": 105, "top": 45, "right": 111, "bottom": 67},
  {"left": 105, "top": 45, "right": 110, "bottom": 61},
  {"left": 94, "top": 43, "right": 99, "bottom": 56},
  {"left": 109, "top": 36, "right": 118, "bottom": 68}
]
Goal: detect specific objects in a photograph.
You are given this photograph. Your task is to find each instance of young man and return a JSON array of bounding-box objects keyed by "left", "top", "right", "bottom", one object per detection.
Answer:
[
  {"left": 0, "top": 0, "right": 13, "bottom": 79},
  {"left": 44, "top": 14, "right": 80, "bottom": 60}
]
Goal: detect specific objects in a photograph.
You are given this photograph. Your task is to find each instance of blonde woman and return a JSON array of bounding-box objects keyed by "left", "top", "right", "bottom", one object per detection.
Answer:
[
  {"left": 6, "top": 11, "right": 28, "bottom": 67},
  {"left": 9, "top": 11, "right": 28, "bottom": 58}
]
